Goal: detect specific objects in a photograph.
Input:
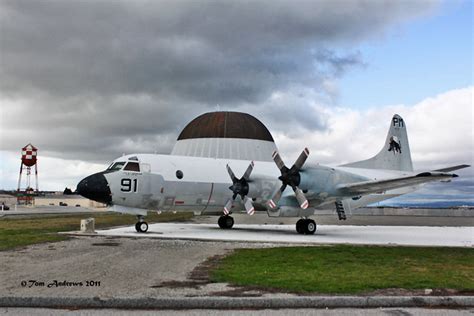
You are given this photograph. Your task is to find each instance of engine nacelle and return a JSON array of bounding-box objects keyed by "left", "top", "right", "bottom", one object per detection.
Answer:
[{"left": 247, "top": 175, "right": 280, "bottom": 202}]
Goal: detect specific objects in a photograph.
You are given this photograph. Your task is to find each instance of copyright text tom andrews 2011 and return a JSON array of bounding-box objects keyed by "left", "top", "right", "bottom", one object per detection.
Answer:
[{"left": 20, "top": 280, "right": 101, "bottom": 288}]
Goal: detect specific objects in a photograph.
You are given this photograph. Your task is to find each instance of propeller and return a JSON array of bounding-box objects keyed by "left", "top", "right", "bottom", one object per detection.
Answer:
[
  {"left": 223, "top": 161, "right": 255, "bottom": 215},
  {"left": 267, "top": 148, "right": 310, "bottom": 210}
]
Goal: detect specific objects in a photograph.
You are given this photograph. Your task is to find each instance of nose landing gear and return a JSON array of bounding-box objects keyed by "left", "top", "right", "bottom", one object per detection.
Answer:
[
  {"left": 135, "top": 216, "right": 148, "bottom": 233},
  {"left": 296, "top": 218, "right": 316, "bottom": 235},
  {"left": 218, "top": 215, "right": 234, "bottom": 229}
]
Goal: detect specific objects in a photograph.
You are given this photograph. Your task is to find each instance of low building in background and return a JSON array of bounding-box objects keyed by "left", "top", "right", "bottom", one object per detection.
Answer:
[
  {"left": 35, "top": 194, "right": 106, "bottom": 208},
  {"left": 0, "top": 194, "right": 17, "bottom": 207},
  {"left": 0, "top": 192, "right": 106, "bottom": 209}
]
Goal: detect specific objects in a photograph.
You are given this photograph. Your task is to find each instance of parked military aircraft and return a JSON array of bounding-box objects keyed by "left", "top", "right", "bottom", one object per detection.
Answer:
[{"left": 77, "top": 114, "right": 469, "bottom": 234}]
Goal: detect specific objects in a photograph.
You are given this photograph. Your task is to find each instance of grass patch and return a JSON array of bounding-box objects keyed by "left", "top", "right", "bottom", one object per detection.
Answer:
[
  {"left": 211, "top": 245, "right": 474, "bottom": 294},
  {"left": 0, "top": 212, "right": 193, "bottom": 251}
]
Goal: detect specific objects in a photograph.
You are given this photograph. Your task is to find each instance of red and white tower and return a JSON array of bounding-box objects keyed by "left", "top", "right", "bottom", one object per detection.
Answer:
[{"left": 17, "top": 143, "right": 39, "bottom": 193}]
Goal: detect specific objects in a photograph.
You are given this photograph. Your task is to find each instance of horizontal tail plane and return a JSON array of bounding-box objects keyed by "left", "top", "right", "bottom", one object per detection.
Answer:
[
  {"left": 433, "top": 164, "right": 470, "bottom": 173},
  {"left": 336, "top": 171, "right": 460, "bottom": 196}
]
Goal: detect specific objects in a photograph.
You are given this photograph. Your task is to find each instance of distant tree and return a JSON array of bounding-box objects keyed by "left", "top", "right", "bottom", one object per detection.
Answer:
[{"left": 63, "top": 187, "right": 73, "bottom": 195}]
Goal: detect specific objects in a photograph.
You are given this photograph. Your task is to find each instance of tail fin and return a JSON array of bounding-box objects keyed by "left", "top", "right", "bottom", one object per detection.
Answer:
[{"left": 341, "top": 114, "right": 413, "bottom": 172}]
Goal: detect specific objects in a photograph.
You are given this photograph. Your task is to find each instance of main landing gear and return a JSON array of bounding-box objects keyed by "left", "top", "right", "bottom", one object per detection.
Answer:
[
  {"left": 296, "top": 218, "right": 316, "bottom": 235},
  {"left": 135, "top": 216, "right": 149, "bottom": 233},
  {"left": 218, "top": 215, "right": 234, "bottom": 229}
]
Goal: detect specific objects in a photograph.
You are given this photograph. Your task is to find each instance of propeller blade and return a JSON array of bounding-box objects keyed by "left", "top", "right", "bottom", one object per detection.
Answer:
[
  {"left": 223, "top": 198, "right": 233, "bottom": 215},
  {"left": 267, "top": 184, "right": 286, "bottom": 209},
  {"left": 293, "top": 147, "right": 310, "bottom": 170},
  {"left": 243, "top": 196, "right": 255, "bottom": 215},
  {"left": 226, "top": 164, "right": 237, "bottom": 182},
  {"left": 272, "top": 151, "right": 286, "bottom": 171},
  {"left": 225, "top": 162, "right": 255, "bottom": 215},
  {"left": 294, "top": 187, "right": 309, "bottom": 209},
  {"left": 270, "top": 148, "right": 310, "bottom": 211},
  {"left": 242, "top": 161, "right": 254, "bottom": 181}
]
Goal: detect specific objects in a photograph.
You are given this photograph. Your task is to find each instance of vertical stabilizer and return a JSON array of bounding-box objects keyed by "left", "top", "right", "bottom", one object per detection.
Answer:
[{"left": 341, "top": 114, "right": 413, "bottom": 171}]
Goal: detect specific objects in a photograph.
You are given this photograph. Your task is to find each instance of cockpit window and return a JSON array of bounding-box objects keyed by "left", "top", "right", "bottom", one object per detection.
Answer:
[
  {"left": 108, "top": 162, "right": 126, "bottom": 171},
  {"left": 124, "top": 162, "right": 140, "bottom": 172}
]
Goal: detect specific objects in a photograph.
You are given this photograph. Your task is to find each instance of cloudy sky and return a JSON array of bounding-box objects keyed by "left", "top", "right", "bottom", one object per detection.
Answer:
[{"left": 0, "top": 0, "right": 472, "bottom": 202}]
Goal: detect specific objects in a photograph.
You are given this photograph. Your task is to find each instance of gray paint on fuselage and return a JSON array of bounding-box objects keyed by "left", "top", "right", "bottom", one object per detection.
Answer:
[{"left": 103, "top": 153, "right": 417, "bottom": 217}]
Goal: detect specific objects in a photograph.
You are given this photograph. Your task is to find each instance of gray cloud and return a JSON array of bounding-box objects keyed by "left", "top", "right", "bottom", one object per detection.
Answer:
[{"left": 0, "top": 0, "right": 437, "bottom": 161}]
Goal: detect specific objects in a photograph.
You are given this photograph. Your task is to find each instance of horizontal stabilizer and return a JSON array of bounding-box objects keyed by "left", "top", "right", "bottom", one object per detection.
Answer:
[
  {"left": 337, "top": 172, "right": 458, "bottom": 196},
  {"left": 433, "top": 164, "right": 470, "bottom": 173}
]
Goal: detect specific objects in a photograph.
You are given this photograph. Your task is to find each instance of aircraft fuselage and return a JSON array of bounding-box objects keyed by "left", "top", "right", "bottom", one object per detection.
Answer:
[{"left": 92, "top": 153, "right": 415, "bottom": 217}]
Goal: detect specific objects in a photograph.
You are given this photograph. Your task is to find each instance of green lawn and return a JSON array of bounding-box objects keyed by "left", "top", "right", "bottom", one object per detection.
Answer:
[
  {"left": 211, "top": 245, "right": 474, "bottom": 294},
  {"left": 0, "top": 212, "right": 193, "bottom": 251}
]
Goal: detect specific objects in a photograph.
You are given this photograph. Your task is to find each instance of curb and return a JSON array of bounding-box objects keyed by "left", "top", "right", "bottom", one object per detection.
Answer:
[{"left": 1, "top": 296, "right": 473, "bottom": 309}]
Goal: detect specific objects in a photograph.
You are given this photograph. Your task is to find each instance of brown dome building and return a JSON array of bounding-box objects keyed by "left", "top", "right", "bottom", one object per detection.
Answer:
[{"left": 171, "top": 112, "right": 278, "bottom": 161}]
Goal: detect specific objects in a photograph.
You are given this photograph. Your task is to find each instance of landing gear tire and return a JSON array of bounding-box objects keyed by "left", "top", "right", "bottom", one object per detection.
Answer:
[
  {"left": 135, "top": 221, "right": 148, "bottom": 233},
  {"left": 296, "top": 219, "right": 316, "bottom": 235},
  {"left": 218, "top": 215, "right": 234, "bottom": 229},
  {"left": 296, "top": 219, "right": 305, "bottom": 234},
  {"left": 304, "top": 219, "right": 316, "bottom": 235}
]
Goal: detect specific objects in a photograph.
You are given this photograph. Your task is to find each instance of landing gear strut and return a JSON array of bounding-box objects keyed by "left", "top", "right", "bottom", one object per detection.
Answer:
[
  {"left": 135, "top": 216, "right": 148, "bottom": 233},
  {"left": 296, "top": 218, "right": 316, "bottom": 235},
  {"left": 218, "top": 215, "right": 234, "bottom": 229}
]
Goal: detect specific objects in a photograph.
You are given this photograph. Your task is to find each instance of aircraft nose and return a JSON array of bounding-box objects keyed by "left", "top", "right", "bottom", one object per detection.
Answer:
[{"left": 77, "top": 172, "right": 112, "bottom": 205}]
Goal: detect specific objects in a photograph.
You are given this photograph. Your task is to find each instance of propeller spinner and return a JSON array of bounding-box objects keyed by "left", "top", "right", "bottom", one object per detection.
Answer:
[
  {"left": 268, "top": 148, "right": 310, "bottom": 210},
  {"left": 223, "top": 161, "right": 255, "bottom": 215}
]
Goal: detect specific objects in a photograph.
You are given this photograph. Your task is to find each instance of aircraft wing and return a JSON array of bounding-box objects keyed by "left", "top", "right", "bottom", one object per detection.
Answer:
[{"left": 336, "top": 171, "right": 459, "bottom": 196}]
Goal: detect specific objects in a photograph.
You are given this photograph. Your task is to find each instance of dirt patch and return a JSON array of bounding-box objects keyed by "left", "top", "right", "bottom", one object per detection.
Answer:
[
  {"left": 189, "top": 254, "right": 226, "bottom": 283},
  {"left": 151, "top": 254, "right": 227, "bottom": 290},
  {"left": 184, "top": 252, "right": 289, "bottom": 297}
]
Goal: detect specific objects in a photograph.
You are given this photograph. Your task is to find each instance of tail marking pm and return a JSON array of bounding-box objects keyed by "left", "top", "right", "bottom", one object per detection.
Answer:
[{"left": 393, "top": 117, "right": 404, "bottom": 128}]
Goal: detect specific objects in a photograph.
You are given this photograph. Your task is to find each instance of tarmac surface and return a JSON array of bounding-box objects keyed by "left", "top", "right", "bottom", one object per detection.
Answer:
[{"left": 95, "top": 222, "right": 473, "bottom": 247}]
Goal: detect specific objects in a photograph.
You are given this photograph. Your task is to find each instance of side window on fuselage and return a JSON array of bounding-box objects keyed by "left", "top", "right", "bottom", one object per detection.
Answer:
[{"left": 124, "top": 162, "right": 140, "bottom": 172}]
